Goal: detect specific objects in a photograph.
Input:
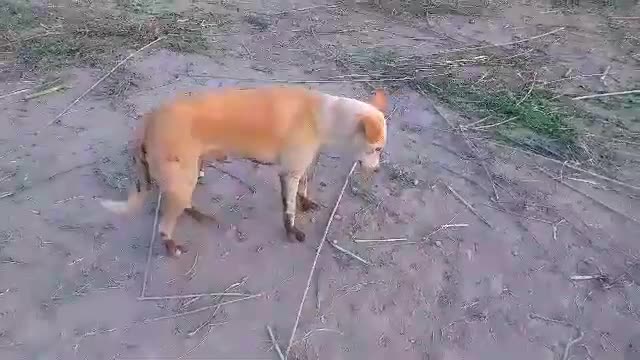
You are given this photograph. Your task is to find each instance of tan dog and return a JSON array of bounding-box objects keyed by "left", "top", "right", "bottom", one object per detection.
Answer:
[{"left": 99, "top": 86, "right": 388, "bottom": 257}]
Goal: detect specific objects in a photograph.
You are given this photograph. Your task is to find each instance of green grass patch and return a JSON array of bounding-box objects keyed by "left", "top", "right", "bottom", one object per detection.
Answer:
[
  {"left": 1, "top": 0, "right": 226, "bottom": 71},
  {"left": 344, "top": 47, "right": 582, "bottom": 160},
  {"left": 418, "top": 79, "right": 581, "bottom": 159}
]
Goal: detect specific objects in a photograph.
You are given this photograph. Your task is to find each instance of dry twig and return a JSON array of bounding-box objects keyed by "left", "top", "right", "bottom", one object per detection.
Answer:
[
  {"left": 0, "top": 88, "right": 29, "bottom": 100},
  {"left": 488, "top": 140, "right": 640, "bottom": 193},
  {"left": 353, "top": 238, "right": 408, "bottom": 243},
  {"left": 138, "top": 292, "right": 251, "bottom": 301},
  {"left": 562, "top": 328, "right": 584, "bottom": 360},
  {"left": 24, "top": 85, "right": 66, "bottom": 100},
  {"left": 431, "top": 104, "right": 500, "bottom": 201},
  {"left": 285, "top": 162, "right": 357, "bottom": 358},
  {"left": 269, "top": 4, "right": 337, "bottom": 15},
  {"left": 537, "top": 166, "right": 640, "bottom": 226},
  {"left": 570, "top": 274, "right": 605, "bottom": 281},
  {"left": 445, "top": 184, "right": 492, "bottom": 228},
  {"left": 516, "top": 72, "right": 537, "bottom": 106},
  {"left": 205, "top": 162, "right": 256, "bottom": 194},
  {"left": 471, "top": 116, "right": 518, "bottom": 130},
  {"left": 266, "top": 326, "right": 286, "bottom": 360},
  {"left": 528, "top": 312, "right": 573, "bottom": 328},
  {"left": 425, "top": 27, "right": 565, "bottom": 56},
  {"left": 572, "top": 89, "right": 640, "bottom": 100},
  {"left": 142, "top": 294, "right": 262, "bottom": 323},
  {"left": 48, "top": 36, "right": 165, "bottom": 127},
  {"left": 329, "top": 240, "right": 370, "bottom": 265},
  {"left": 140, "top": 192, "right": 161, "bottom": 298}
]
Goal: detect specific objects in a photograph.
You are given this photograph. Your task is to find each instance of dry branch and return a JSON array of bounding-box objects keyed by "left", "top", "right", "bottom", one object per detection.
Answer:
[
  {"left": 142, "top": 294, "right": 262, "bottom": 323},
  {"left": 285, "top": 162, "right": 357, "bottom": 358},
  {"left": 353, "top": 238, "right": 408, "bottom": 243},
  {"left": 562, "top": 328, "right": 584, "bottom": 360},
  {"left": 537, "top": 166, "right": 640, "bottom": 226},
  {"left": 48, "top": 36, "right": 165, "bottom": 127},
  {"left": 572, "top": 89, "right": 640, "bottom": 100},
  {"left": 488, "top": 141, "right": 640, "bottom": 193},
  {"left": 431, "top": 104, "right": 500, "bottom": 201},
  {"left": 425, "top": 27, "right": 565, "bottom": 56},
  {"left": 267, "top": 326, "right": 286, "bottom": 360},
  {"left": 140, "top": 192, "right": 161, "bottom": 298},
  {"left": 445, "top": 184, "right": 492, "bottom": 228},
  {"left": 329, "top": 240, "right": 370, "bottom": 265}
]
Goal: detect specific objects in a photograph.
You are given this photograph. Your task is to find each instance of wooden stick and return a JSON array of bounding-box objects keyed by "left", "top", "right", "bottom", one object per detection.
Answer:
[
  {"left": 142, "top": 294, "right": 262, "bottom": 323},
  {"left": 0, "top": 88, "right": 29, "bottom": 100},
  {"left": 285, "top": 162, "right": 357, "bottom": 358},
  {"left": 445, "top": 184, "right": 493, "bottom": 228},
  {"left": 425, "top": 27, "right": 565, "bottom": 56},
  {"left": 561, "top": 328, "right": 584, "bottom": 360},
  {"left": 516, "top": 72, "right": 537, "bottom": 106},
  {"left": 205, "top": 163, "right": 256, "bottom": 194},
  {"left": 488, "top": 140, "right": 640, "bottom": 192},
  {"left": 267, "top": 326, "right": 286, "bottom": 360},
  {"left": 329, "top": 240, "right": 370, "bottom": 265},
  {"left": 48, "top": 36, "right": 165, "bottom": 127},
  {"left": 572, "top": 89, "right": 640, "bottom": 100},
  {"left": 23, "top": 85, "right": 66, "bottom": 100},
  {"left": 537, "top": 166, "right": 640, "bottom": 226},
  {"left": 431, "top": 104, "right": 500, "bottom": 201},
  {"left": 186, "top": 278, "right": 248, "bottom": 337},
  {"left": 570, "top": 274, "right": 604, "bottom": 281},
  {"left": 138, "top": 292, "right": 252, "bottom": 301},
  {"left": 528, "top": 312, "right": 573, "bottom": 328},
  {"left": 269, "top": 4, "right": 337, "bottom": 15},
  {"left": 140, "top": 192, "right": 161, "bottom": 298},
  {"left": 471, "top": 116, "right": 518, "bottom": 130},
  {"left": 353, "top": 238, "right": 408, "bottom": 243}
]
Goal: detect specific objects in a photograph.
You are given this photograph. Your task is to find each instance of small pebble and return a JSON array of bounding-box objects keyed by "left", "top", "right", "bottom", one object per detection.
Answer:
[{"left": 434, "top": 240, "right": 442, "bottom": 247}]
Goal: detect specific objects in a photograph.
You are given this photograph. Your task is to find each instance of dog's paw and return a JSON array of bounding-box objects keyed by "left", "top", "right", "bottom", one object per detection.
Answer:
[
  {"left": 297, "top": 195, "right": 321, "bottom": 212},
  {"left": 289, "top": 227, "right": 306, "bottom": 242},
  {"left": 164, "top": 239, "right": 188, "bottom": 258}
]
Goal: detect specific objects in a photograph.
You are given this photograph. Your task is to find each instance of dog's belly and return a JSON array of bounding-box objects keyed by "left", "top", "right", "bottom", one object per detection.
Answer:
[{"left": 201, "top": 145, "right": 278, "bottom": 165}]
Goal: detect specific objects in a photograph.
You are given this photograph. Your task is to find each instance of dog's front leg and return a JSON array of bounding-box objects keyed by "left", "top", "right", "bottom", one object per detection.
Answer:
[
  {"left": 297, "top": 171, "right": 320, "bottom": 212},
  {"left": 279, "top": 172, "right": 306, "bottom": 242}
]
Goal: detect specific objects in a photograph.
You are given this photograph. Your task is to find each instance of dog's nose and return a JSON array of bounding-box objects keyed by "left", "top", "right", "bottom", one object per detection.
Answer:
[{"left": 372, "top": 167, "right": 380, "bottom": 173}]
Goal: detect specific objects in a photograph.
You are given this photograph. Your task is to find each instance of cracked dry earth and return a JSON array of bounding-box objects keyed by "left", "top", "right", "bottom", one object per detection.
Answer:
[{"left": 1, "top": 1, "right": 640, "bottom": 360}]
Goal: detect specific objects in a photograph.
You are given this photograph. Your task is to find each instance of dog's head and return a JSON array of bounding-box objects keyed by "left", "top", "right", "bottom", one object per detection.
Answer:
[{"left": 356, "top": 89, "right": 388, "bottom": 171}]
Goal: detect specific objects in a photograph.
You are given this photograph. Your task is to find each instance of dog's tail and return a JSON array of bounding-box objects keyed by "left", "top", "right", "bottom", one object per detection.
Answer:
[{"left": 100, "top": 141, "right": 153, "bottom": 215}]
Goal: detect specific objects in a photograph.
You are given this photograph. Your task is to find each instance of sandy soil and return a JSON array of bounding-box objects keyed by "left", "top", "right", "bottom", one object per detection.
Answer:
[{"left": 1, "top": 1, "right": 640, "bottom": 359}]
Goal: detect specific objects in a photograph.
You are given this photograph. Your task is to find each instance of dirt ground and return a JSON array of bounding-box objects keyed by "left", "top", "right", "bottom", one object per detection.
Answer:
[{"left": 1, "top": 0, "right": 640, "bottom": 359}]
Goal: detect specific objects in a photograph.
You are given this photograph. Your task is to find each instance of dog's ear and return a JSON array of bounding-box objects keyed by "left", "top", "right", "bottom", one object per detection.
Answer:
[
  {"left": 370, "top": 89, "right": 388, "bottom": 113},
  {"left": 359, "top": 113, "right": 384, "bottom": 144}
]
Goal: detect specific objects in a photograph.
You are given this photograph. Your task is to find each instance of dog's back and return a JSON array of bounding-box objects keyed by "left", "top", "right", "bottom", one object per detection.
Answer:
[{"left": 144, "top": 86, "right": 322, "bottom": 163}]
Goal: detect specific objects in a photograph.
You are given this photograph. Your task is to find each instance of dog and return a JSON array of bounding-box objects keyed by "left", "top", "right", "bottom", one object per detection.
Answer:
[{"left": 99, "top": 85, "right": 388, "bottom": 257}]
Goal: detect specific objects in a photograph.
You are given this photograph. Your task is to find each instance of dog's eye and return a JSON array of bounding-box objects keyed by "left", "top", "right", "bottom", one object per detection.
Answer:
[{"left": 374, "top": 147, "right": 382, "bottom": 152}]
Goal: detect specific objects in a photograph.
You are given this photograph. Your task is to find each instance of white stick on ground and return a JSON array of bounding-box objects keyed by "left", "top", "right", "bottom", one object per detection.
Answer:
[
  {"left": 48, "top": 36, "right": 165, "bottom": 127},
  {"left": 140, "top": 192, "right": 162, "bottom": 298},
  {"left": 285, "top": 162, "right": 357, "bottom": 359},
  {"left": 353, "top": 238, "right": 408, "bottom": 243},
  {"left": 572, "top": 89, "right": 639, "bottom": 100},
  {"left": 267, "top": 325, "right": 286, "bottom": 360}
]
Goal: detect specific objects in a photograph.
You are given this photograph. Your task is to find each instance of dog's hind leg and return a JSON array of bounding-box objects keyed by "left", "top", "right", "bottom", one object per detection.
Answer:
[{"left": 156, "top": 158, "right": 200, "bottom": 257}]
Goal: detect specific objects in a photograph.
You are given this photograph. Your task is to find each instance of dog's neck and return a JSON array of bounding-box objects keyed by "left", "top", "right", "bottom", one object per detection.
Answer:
[{"left": 317, "top": 93, "right": 372, "bottom": 145}]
